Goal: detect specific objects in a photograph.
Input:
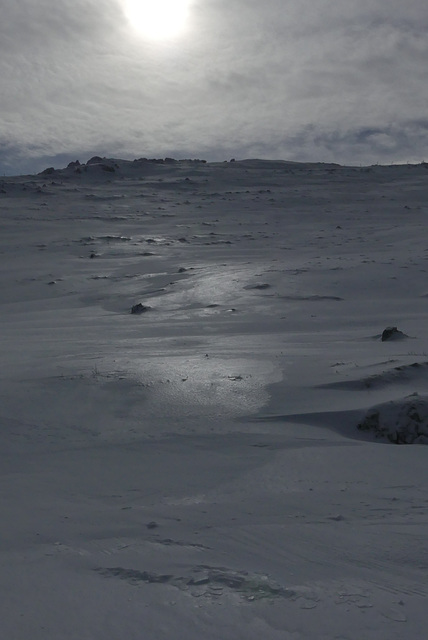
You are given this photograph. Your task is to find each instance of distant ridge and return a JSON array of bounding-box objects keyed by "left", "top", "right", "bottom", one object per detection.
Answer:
[{"left": 35, "top": 155, "right": 428, "bottom": 180}]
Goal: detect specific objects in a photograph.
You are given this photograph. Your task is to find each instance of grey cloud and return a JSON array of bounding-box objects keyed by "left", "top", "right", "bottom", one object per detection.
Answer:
[
  {"left": 0, "top": 0, "right": 427, "bottom": 173},
  {"left": 231, "top": 120, "right": 428, "bottom": 166},
  {"left": 0, "top": 0, "right": 115, "bottom": 50}
]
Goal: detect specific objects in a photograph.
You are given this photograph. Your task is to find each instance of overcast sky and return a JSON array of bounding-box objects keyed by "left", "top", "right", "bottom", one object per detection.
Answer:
[{"left": 1, "top": 0, "right": 427, "bottom": 174}]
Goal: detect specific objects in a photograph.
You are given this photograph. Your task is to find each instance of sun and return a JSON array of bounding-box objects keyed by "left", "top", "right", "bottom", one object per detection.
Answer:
[{"left": 122, "top": 0, "right": 191, "bottom": 40}]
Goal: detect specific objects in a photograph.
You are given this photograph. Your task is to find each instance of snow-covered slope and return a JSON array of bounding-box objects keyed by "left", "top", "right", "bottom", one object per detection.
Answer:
[{"left": 1, "top": 157, "right": 428, "bottom": 639}]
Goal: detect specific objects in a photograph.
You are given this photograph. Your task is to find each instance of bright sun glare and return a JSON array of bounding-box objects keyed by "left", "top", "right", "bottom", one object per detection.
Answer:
[{"left": 123, "top": 0, "right": 191, "bottom": 40}]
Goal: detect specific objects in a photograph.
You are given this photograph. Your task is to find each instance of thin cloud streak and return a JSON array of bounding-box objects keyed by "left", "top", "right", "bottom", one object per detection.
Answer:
[{"left": 0, "top": 0, "right": 427, "bottom": 174}]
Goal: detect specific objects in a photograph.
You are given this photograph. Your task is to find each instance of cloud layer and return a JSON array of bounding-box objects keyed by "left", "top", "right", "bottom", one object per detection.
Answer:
[{"left": 1, "top": 0, "right": 427, "bottom": 173}]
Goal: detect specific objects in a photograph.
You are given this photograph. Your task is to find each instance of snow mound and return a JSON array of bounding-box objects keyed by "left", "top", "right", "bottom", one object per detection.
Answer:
[{"left": 357, "top": 394, "right": 428, "bottom": 444}]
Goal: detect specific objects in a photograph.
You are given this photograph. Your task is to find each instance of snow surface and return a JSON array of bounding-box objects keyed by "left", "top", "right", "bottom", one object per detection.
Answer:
[{"left": 1, "top": 157, "right": 428, "bottom": 639}]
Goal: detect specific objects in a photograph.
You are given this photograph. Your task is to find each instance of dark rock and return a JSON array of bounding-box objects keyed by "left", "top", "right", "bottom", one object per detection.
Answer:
[
  {"left": 247, "top": 283, "right": 270, "bottom": 290},
  {"left": 381, "top": 326, "right": 406, "bottom": 341},
  {"left": 86, "top": 156, "right": 104, "bottom": 165},
  {"left": 131, "top": 303, "right": 152, "bottom": 315},
  {"left": 39, "top": 167, "right": 55, "bottom": 175}
]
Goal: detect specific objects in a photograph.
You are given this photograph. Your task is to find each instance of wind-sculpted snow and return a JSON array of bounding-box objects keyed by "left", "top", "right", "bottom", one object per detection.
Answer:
[
  {"left": 318, "top": 361, "right": 428, "bottom": 391},
  {"left": 1, "top": 157, "right": 428, "bottom": 639}
]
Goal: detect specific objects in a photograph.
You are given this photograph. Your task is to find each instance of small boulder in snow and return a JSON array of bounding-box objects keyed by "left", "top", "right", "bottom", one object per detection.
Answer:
[
  {"left": 131, "top": 303, "right": 152, "bottom": 315},
  {"left": 381, "top": 326, "right": 407, "bottom": 341}
]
